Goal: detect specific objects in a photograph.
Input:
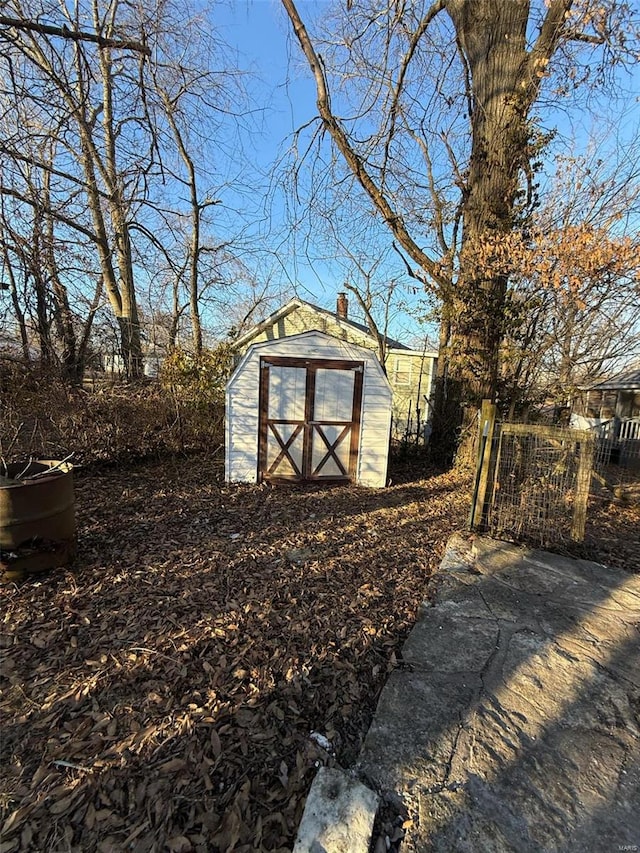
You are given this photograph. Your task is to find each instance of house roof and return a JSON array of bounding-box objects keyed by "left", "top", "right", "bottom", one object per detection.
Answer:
[
  {"left": 233, "top": 297, "right": 437, "bottom": 355},
  {"left": 585, "top": 368, "right": 640, "bottom": 392}
]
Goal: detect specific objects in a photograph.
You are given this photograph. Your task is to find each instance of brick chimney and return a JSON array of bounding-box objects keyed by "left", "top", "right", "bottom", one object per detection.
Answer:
[{"left": 336, "top": 291, "right": 348, "bottom": 319}]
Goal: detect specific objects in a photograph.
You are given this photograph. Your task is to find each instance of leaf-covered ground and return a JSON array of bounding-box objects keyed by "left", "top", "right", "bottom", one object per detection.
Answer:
[
  {"left": 2, "top": 453, "right": 638, "bottom": 852},
  {"left": 581, "top": 498, "right": 640, "bottom": 572},
  {"left": 1, "top": 455, "right": 471, "bottom": 852}
]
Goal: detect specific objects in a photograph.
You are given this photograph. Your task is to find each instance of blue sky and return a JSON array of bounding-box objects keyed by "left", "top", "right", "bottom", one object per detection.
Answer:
[
  {"left": 220, "top": 1, "right": 316, "bottom": 166},
  {"left": 208, "top": 0, "right": 640, "bottom": 342},
  {"left": 214, "top": 0, "right": 441, "bottom": 341}
]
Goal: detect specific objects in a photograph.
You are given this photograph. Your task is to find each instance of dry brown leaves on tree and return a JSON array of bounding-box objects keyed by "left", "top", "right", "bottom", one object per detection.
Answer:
[{"left": 1, "top": 455, "right": 471, "bottom": 852}]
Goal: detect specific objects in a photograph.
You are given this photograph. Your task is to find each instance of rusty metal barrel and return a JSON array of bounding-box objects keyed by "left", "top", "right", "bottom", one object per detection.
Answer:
[{"left": 0, "top": 460, "right": 76, "bottom": 580}]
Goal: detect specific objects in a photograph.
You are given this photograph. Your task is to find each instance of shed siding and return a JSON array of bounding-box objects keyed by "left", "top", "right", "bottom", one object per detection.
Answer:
[{"left": 226, "top": 331, "right": 391, "bottom": 487}]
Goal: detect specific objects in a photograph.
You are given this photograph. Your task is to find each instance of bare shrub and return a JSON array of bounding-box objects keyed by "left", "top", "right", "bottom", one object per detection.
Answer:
[{"left": 0, "top": 358, "right": 224, "bottom": 467}]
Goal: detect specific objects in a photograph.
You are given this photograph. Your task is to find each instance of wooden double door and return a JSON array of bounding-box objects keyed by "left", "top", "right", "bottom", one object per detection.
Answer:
[{"left": 258, "top": 357, "right": 364, "bottom": 483}]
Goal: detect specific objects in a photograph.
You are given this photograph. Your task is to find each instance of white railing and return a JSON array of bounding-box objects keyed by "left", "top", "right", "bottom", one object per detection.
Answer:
[
  {"left": 590, "top": 417, "right": 640, "bottom": 469},
  {"left": 619, "top": 417, "right": 640, "bottom": 441},
  {"left": 573, "top": 415, "right": 640, "bottom": 442},
  {"left": 597, "top": 417, "right": 640, "bottom": 441}
]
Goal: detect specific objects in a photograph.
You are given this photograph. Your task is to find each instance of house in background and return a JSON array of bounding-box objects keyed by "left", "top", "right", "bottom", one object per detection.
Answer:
[
  {"left": 570, "top": 367, "right": 640, "bottom": 464},
  {"left": 232, "top": 293, "right": 438, "bottom": 440},
  {"left": 576, "top": 367, "right": 640, "bottom": 422}
]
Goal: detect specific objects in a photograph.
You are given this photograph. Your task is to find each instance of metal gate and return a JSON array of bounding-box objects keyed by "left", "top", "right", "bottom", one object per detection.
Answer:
[
  {"left": 470, "top": 402, "right": 594, "bottom": 545},
  {"left": 258, "top": 357, "right": 364, "bottom": 482}
]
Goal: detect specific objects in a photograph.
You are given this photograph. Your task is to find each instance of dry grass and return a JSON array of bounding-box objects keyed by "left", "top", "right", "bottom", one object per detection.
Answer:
[{"left": 0, "top": 360, "right": 224, "bottom": 467}]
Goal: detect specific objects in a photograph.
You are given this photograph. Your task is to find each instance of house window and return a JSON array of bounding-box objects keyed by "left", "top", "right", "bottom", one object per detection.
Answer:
[{"left": 393, "top": 357, "right": 412, "bottom": 386}]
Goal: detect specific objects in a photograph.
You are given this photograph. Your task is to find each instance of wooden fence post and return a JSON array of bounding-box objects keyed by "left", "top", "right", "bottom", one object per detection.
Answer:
[
  {"left": 469, "top": 400, "right": 497, "bottom": 530},
  {"left": 571, "top": 434, "right": 594, "bottom": 542}
]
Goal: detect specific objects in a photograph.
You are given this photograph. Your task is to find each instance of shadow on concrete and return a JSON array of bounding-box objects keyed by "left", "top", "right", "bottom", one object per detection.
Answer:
[{"left": 358, "top": 536, "right": 640, "bottom": 852}]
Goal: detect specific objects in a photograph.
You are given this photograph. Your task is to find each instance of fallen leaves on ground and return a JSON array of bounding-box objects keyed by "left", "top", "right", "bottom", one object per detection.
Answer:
[
  {"left": 0, "top": 454, "right": 471, "bottom": 852},
  {"left": 580, "top": 498, "right": 640, "bottom": 572}
]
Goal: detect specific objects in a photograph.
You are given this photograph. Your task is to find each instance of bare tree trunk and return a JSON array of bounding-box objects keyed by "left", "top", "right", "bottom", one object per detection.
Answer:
[
  {"left": 42, "top": 167, "right": 80, "bottom": 380},
  {"left": 156, "top": 84, "right": 206, "bottom": 356},
  {"left": 75, "top": 276, "right": 104, "bottom": 378},
  {"left": 1, "top": 241, "right": 31, "bottom": 362},
  {"left": 95, "top": 29, "right": 143, "bottom": 378},
  {"left": 170, "top": 277, "right": 180, "bottom": 351},
  {"left": 445, "top": 2, "right": 526, "bottom": 392},
  {"left": 75, "top": 114, "right": 129, "bottom": 359},
  {"left": 429, "top": 0, "right": 570, "bottom": 460},
  {"left": 30, "top": 214, "right": 56, "bottom": 367},
  {"left": 429, "top": 298, "right": 456, "bottom": 458}
]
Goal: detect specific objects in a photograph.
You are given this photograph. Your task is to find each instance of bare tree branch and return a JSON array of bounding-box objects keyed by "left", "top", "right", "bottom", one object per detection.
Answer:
[
  {"left": 0, "top": 185, "right": 101, "bottom": 243},
  {"left": 0, "top": 143, "right": 112, "bottom": 200},
  {"left": 280, "top": 0, "right": 447, "bottom": 290},
  {"left": 382, "top": 1, "right": 445, "bottom": 185},
  {"left": 522, "top": 0, "right": 573, "bottom": 101},
  {"left": 0, "top": 14, "right": 150, "bottom": 55}
]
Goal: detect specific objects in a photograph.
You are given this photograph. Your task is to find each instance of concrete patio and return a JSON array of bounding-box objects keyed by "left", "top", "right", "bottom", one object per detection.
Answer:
[{"left": 356, "top": 534, "right": 640, "bottom": 852}]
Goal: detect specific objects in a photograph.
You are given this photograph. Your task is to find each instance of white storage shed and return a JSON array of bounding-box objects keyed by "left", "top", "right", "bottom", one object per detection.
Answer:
[{"left": 226, "top": 331, "right": 392, "bottom": 488}]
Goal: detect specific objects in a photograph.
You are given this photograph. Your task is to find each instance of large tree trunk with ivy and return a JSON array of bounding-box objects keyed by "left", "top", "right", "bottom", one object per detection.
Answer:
[{"left": 431, "top": 0, "right": 539, "bottom": 459}]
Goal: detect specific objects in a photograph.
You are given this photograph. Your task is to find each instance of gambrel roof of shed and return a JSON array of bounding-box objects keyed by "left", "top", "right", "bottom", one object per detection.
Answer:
[{"left": 228, "top": 329, "right": 393, "bottom": 394}]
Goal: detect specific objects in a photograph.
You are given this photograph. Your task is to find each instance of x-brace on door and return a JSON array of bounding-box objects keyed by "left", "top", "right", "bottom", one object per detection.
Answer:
[{"left": 258, "top": 356, "right": 364, "bottom": 482}]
